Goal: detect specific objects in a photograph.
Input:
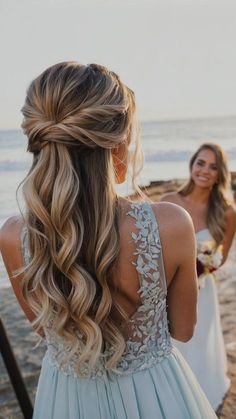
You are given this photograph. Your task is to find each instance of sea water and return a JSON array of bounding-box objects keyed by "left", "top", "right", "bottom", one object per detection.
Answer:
[{"left": 1, "top": 116, "right": 236, "bottom": 286}]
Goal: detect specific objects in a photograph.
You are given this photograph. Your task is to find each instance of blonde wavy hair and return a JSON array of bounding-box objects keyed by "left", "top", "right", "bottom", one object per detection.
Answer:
[
  {"left": 20, "top": 61, "right": 142, "bottom": 373},
  {"left": 179, "top": 143, "right": 231, "bottom": 246}
]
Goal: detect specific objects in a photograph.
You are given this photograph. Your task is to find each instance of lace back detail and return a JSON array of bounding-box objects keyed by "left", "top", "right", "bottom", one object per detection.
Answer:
[
  {"left": 114, "top": 202, "right": 172, "bottom": 374},
  {"left": 128, "top": 202, "right": 167, "bottom": 298},
  {"left": 21, "top": 224, "right": 30, "bottom": 266},
  {"left": 20, "top": 203, "right": 172, "bottom": 378}
]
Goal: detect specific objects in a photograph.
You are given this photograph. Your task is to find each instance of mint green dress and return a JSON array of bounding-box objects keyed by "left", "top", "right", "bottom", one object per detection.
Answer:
[{"left": 21, "top": 203, "right": 217, "bottom": 419}]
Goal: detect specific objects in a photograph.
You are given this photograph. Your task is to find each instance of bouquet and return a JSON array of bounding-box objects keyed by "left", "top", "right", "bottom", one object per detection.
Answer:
[{"left": 196, "top": 241, "right": 223, "bottom": 288}]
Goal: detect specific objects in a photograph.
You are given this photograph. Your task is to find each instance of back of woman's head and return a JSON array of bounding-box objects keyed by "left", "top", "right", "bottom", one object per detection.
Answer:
[
  {"left": 21, "top": 62, "right": 140, "bottom": 374},
  {"left": 22, "top": 62, "right": 135, "bottom": 152},
  {"left": 180, "top": 142, "right": 231, "bottom": 245}
]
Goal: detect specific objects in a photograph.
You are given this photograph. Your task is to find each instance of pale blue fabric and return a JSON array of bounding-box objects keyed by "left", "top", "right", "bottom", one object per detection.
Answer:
[{"left": 22, "top": 203, "right": 217, "bottom": 418}]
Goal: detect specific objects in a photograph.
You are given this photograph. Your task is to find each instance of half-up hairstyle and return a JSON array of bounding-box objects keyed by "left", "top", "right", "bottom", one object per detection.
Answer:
[
  {"left": 20, "top": 61, "right": 141, "bottom": 374},
  {"left": 179, "top": 143, "right": 231, "bottom": 246}
]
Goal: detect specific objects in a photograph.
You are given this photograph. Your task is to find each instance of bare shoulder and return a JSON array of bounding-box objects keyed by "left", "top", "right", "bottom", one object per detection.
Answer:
[
  {"left": 226, "top": 205, "right": 236, "bottom": 219},
  {"left": 0, "top": 215, "right": 37, "bottom": 326},
  {"left": 151, "top": 201, "right": 193, "bottom": 232},
  {"left": 0, "top": 215, "right": 24, "bottom": 251},
  {"left": 225, "top": 205, "right": 236, "bottom": 229},
  {"left": 1, "top": 215, "right": 24, "bottom": 231},
  {"left": 160, "top": 191, "right": 180, "bottom": 204}
]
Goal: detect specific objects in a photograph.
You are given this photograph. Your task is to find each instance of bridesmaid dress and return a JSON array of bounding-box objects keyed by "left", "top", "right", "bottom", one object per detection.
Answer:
[
  {"left": 174, "top": 229, "right": 230, "bottom": 410},
  {"left": 21, "top": 203, "right": 217, "bottom": 419}
]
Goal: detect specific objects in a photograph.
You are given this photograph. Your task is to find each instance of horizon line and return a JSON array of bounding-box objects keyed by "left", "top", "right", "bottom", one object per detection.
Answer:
[{"left": 0, "top": 113, "right": 236, "bottom": 132}]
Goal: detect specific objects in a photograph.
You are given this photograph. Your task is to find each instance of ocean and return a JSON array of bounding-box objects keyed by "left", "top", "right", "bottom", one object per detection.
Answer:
[{"left": 1, "top": 115, "right": 236, "bottom": 286}]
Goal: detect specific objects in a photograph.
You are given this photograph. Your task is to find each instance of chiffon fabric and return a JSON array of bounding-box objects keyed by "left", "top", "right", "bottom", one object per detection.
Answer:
[
  {"left": 21, "top": 203, "right": 217, "bottom": 419},
  {"left": 174, "top": 229, "right": 230, "bottom": 410}
]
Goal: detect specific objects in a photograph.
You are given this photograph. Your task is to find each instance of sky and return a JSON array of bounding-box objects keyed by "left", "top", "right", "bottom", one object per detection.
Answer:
[{"left": 0, "top": 0, "right": 236, "bottom": 129}]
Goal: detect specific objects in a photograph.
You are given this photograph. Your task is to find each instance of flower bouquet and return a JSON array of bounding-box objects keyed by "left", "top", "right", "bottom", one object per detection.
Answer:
[{"left": 196, "top": 241, "right": 223, "bottom": 288}]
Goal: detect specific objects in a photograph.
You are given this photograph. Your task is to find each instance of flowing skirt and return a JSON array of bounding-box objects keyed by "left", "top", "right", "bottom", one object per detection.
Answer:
[
  {"left": 33, "top": 347, "right": 216, "bottom": 419},
  {"left": 174, "top": 276, "right": 230, "bottom": 409}
]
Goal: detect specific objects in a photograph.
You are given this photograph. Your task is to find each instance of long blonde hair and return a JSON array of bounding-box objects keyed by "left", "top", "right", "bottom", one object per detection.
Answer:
[
  {"left": 20, "top": 62, "right": 142, "bottom": 373},
  {"left": 179, "top": 143, "right": 231, "bottom": 245}
]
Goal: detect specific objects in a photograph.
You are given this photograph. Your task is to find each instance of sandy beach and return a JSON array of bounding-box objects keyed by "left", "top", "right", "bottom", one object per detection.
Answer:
[{"left": 0, "top": 179, "right": 235, "bottom": 418}]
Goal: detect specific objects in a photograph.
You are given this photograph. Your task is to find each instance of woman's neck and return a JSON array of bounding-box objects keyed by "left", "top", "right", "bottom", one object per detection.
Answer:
[{"left": 183, "top": 186, "right": 211, "bottom": 205}]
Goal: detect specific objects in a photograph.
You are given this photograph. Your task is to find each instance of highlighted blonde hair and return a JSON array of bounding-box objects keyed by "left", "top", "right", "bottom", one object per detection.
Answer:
[
  {"left": 21, "top": 62, "right": 142, "bottom": 373},
  {"left": 179, "top": 143, "right": 231, "bottom": 246}
]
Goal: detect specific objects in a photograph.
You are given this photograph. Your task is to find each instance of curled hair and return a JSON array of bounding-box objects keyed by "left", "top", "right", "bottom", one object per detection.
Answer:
[
  {"left": 179, "top": 143, "right": 231, "bottom": 245},
  {"left": 20, "top": 62, "right": 142, "bottom": 373}
]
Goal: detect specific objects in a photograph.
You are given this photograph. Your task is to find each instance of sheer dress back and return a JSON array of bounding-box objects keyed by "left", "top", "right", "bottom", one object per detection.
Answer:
[{"left": 21, "top": 202, "right": 172, "bottom": 378}]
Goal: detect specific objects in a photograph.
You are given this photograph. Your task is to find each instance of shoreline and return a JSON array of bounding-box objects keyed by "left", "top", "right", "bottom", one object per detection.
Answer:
[{"left": 0, "top": 178, "right": 235, "bottom": 418}]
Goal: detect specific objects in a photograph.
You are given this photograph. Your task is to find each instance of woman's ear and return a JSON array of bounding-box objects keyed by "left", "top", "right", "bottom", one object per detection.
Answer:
[{"left": 112, "top": 142, "right": 128, "bottom": 184}]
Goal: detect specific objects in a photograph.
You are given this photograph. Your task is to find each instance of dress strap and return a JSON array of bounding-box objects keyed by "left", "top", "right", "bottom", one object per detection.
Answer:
[
  {"left": 20, "top": 224, "right": 30, "bottom": 266},
  {"left": 127, "top": 202, "right": 167, "bottom": 296}
]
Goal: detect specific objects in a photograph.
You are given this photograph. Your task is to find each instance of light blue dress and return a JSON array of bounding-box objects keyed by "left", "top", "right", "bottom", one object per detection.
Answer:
[{"left": 22, "top": 203, "right": 217, "bottom": 419}]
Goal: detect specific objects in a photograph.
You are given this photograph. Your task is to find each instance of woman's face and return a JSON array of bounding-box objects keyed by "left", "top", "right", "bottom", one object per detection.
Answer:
[{"left": 191, "top": 148, "right": 219, "bottom": 189}]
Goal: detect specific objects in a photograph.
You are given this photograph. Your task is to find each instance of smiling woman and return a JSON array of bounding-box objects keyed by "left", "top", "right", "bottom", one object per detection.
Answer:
[
  {"left": 191, "top": 149, "right": 219, "bottom": 188},
  {"left": 161, "top": 142, "right": 236, "bottom": 410}
]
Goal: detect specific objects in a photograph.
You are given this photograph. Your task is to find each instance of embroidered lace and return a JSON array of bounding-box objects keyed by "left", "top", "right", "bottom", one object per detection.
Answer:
[{"left": 21, "top": 202, "right": 172, "bottom": 378}]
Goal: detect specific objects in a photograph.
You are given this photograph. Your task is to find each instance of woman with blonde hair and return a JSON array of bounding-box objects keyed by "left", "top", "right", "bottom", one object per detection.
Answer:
[
  {"left": 162, "top": 143, "right": 236, "bottom": 410},
  {"left": 0, "top": 62, "right": 217, "bottom": 418}
]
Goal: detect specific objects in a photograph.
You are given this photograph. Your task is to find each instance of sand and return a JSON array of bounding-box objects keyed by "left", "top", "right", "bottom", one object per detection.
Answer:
[{"left": 0, "top": 179, "right": 235, "bottom": 418}]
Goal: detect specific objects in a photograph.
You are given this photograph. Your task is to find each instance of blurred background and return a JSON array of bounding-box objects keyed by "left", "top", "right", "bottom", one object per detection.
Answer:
[{"left": 0, "top": 0, "right": 236, "bottom": 227}]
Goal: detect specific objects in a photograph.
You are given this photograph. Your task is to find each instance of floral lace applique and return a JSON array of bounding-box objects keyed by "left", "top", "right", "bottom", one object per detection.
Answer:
[
  {"left": 21, "top": 224, "right": 30, "bottom": 266},
  {"left": 115, "top": 202, "right": 172, "bottom": 373}
]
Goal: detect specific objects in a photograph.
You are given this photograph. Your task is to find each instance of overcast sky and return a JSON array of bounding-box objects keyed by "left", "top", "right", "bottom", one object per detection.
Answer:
[{"left": 1, "top": 0, "right": 236, "bottom": 129}]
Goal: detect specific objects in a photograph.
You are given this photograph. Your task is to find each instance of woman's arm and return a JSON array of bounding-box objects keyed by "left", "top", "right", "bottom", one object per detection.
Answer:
[
  {"left": 221, "top": 206, "right": 236, "bottom": 264},
  {"left": 0, "top": 217, "right": 37, "bottom": 325},
  {"left": 152, "top": 203, "right": 198, "bottom": 342}
]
